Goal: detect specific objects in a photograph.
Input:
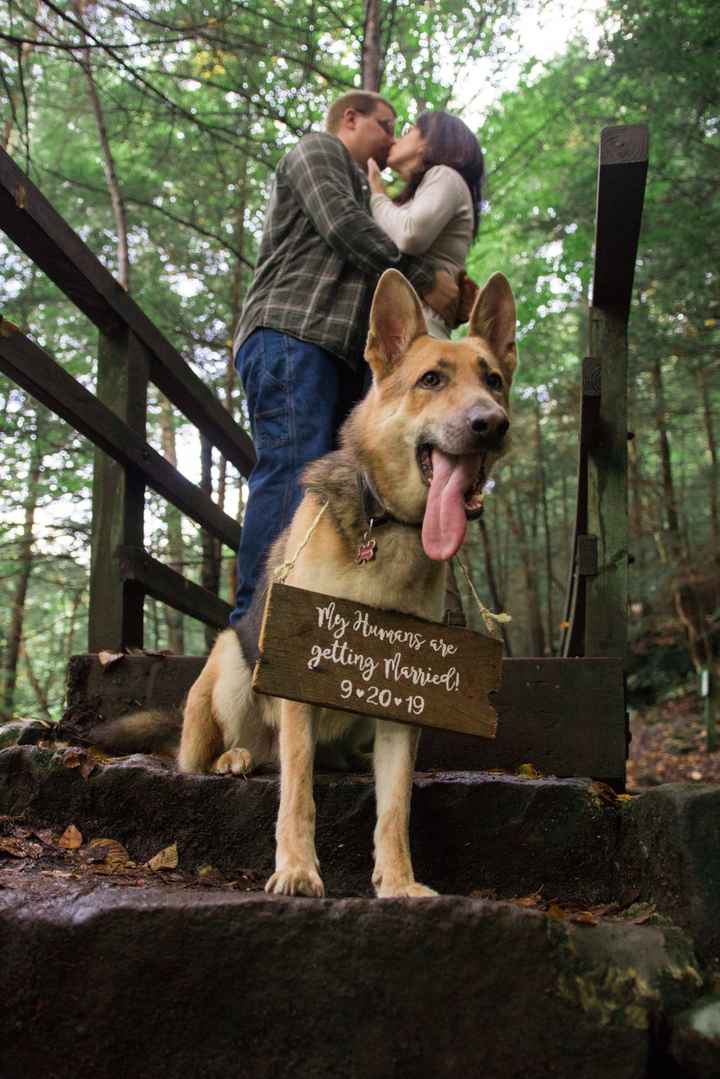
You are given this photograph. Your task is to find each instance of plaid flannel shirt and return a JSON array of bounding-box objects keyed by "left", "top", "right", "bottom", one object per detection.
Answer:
[{"left": 233, "top": 131, "right": 437, "bottom": 368}]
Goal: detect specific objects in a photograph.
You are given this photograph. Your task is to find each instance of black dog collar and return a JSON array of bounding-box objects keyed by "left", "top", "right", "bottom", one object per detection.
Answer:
[{"left": 357, "top": 472, "right": 421, "bottom": 530}]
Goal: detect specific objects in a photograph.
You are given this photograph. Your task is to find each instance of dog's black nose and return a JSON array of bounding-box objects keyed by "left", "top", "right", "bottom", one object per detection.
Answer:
[{"left": 468, "top": 406, "right": 509, "bottom": 441}]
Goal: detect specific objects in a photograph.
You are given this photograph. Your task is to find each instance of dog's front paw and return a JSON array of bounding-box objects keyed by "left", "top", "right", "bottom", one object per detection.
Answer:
[
  {"left": 212, "top": 748, "right": 254, "bottom": 776},
  {"left": 266, "top": 866, "right": 325, "bottom": 898},
  {"left": 375, "top": 880, "right": 438, "bottom": 899}
]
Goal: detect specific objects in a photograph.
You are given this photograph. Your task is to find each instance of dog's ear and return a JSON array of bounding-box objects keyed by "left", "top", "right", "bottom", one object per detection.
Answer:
[
  {"left": 469, "top": 272, "right": 517, "bottom": 377},
  {"left": 365, "top": 270, "right": 428, "bottom": 380}
]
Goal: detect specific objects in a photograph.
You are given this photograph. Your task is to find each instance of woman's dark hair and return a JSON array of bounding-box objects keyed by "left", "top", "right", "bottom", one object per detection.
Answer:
[{"left": 394, "top": 111, "right": 484, "bottom": 237}]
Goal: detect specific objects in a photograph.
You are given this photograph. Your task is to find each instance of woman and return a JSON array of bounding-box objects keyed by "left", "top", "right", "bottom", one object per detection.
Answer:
[{"left": 368, "top": 110, "right": 484, "bottom": 339}]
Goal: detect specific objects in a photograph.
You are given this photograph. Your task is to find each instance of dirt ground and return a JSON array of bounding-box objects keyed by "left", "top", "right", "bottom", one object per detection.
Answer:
[{"left": 628, "top": 689, "right": 720, "bottom": 791}]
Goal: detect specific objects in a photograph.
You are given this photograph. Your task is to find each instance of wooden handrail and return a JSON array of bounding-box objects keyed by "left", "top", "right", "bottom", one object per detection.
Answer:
[
  {"left": 0, "top": 147, "right": 255, "bottom": 477},
  {"left": 592, "top": 125, "right": 650, "bottom": 315},
  {"left": 117, "top": 547, "right": 232, "bottom": 629},
  {"left": 0, "top": 320, "right": 241, "bottom": 551}
]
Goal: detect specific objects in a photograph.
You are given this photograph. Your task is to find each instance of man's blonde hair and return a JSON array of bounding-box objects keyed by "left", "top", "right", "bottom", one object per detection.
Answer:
[{"left": 325, "top": 91, "right": 396, "bottom": 134}]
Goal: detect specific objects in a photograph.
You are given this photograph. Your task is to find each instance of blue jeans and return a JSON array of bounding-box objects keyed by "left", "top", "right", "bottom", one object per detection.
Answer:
[{"left": 230, "top": 329, "right": 362, "bottom": 624}]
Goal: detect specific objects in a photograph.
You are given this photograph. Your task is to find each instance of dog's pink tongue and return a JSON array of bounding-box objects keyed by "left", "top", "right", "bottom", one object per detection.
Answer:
[{"left": 421, "top": 449, "right": 476, "bottom": 561}]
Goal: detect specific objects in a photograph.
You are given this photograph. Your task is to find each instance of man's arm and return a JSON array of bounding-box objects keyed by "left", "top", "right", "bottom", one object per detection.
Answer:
[{"left": 282, "top": 133, "right": 438, "bottom": 295}]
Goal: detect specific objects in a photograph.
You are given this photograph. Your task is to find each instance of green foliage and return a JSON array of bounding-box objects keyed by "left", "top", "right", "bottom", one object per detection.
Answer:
[
  {"left": 463, "top": 0, "right": 720, "bottom": 654},
  {"left": 0, "top": 0, "right": 717, "bottom": 714},
  {"left": 0, "top": 0, "right": 524, "bottom": 716}
]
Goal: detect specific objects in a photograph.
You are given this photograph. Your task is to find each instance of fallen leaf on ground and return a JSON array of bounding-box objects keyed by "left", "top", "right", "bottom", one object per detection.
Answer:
[
  {"left": 86, "top": 838, "right": 132, "bottom": 870},
  {"left": 631, "top": 907, "right": 657, "bottom": 925},
  {"left": 87, "top": 747, "right": 113, "bottom": 765},
  {"left": 57, "top": 824, "right": 83, "bottom": 849},
  {"left": 146, "top": 842, "right": 178, "bottom": 871},
  {"left": 61, "top": 748, "right": 87, "bottom": 769},
  {"left": 546, "top": 902, "right": 566, "bottom": 921},
  {"left": 197, "top": 864, "right": 224, "bottom": 881},
  {"left": 98, "top": 650, "right": 125, "bottom": 669},
  {"left": 31, "top": 828, "right": 56, "bottom": 846},
  {"left": 570, "top": 910, "right": 600, "bottom": 926},
  {"left": 591, "top": 781, "right": 620, "bottom": 806},
  {"left": 0, "top": 835, "right": 42, "bottom": 858},
  {"left": 514, "top": 891, "right": 543, "bottom": 908},
  {"left": 60, "top": 748, "right": 96, "bottom": 779}
]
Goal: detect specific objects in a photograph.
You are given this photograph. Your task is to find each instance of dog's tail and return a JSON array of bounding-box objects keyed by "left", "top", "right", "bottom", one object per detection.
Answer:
[{"left": 86, "top": 709, "right": 182, "bottom": 759}]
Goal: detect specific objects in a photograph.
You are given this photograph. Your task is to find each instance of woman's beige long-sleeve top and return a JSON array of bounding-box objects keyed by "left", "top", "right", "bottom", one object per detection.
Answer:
[{"left": 370, "top": 164, "right": 474, "bottom": 339}]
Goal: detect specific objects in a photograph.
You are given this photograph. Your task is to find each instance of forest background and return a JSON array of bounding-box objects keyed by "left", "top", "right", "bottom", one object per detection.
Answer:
[{"left": 0, "top": 0, "right": 718, "bottom": 737}]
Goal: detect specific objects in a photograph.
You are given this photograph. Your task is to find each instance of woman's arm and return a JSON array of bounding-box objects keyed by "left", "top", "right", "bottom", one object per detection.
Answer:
[
  {"left": 370, "top": 166, "right": 469, "bottom": 256},
  {"left": 282, "top": 133, "right": 434, "bottom": 290}
]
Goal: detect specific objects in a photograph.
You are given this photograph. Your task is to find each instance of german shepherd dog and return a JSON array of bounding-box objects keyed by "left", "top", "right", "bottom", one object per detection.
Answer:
[{"left": 102, "top": 269, "right": 517, "bottom": 898}]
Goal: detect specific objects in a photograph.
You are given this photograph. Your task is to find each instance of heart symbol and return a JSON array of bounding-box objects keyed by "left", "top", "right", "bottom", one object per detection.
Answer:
[
  {"left": 394, "top": 697, "right": 402, "bottom": 706},
  {"left": 356, "top": 688, "right": 365, "bottom": 698}
]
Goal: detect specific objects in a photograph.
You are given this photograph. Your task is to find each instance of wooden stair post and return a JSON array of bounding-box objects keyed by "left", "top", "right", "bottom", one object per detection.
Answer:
[
  {"left": 89, "top": 329, "right": 148, "bottom": 651},
  {"left": 562, "top": 125, "right": 649, "bottom": 661}
]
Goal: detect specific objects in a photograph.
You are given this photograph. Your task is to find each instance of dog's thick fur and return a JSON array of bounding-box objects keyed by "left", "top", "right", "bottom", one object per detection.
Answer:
[{"left": 107, "top": 270, "right": 517, "bottom": 899}]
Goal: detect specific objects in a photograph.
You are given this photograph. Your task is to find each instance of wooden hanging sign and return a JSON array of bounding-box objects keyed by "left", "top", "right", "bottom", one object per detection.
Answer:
[{"left": 252, "top": 583, "right": 502, "bottom": 738}]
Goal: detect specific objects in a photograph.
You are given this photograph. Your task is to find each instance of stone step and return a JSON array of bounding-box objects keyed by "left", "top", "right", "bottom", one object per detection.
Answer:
[
  {"left": 2, "top": 746, "right": 719, "bottom": 970},
  {"left": 671, "top": 995, "right": 720, "bottom": 1078},
  {"left": 1, "top": 746, "right": 619, "bottom": 904},
  {"left": 0, "top": 872, "right": 704, "bottom": 1079}
]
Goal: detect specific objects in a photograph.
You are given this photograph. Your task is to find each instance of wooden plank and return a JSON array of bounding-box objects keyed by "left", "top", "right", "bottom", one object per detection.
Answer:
[
  {"left": 592, "top": 125, "right": 649, "bottom": 315},
  {"left": 62, "top": 654, "right": 625, "bottom": 783},
  {"left": 63, "top": 654, "right": 202, "bottom": 731},
  {"left": 253, "top": 584, "right": 503, "bottom": 738},
  {"left": 0, "top": 147, "right": 255, "bottom": 477},
  {"left": 0, "top": 321, "right": 241, "bottom": 550},
  {"left": 89, "top": 329, "right": 147, "bottom": 651},
  {"left": 561, "top": 126, "right": 648, "bottom": 658},
  {"left": 117, "top": 546, "right": 231, "bottom": 629},
  {"left": 560, "top": 375, "right": 599, "bottom": 657},
  {"left": 417, "top": 657, "right": 625, "bottom": 786}
]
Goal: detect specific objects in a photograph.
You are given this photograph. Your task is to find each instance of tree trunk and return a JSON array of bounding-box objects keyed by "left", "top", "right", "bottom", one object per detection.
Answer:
[
  {"left": 491, "top": 491, "right": 509, "bottom": 599},
  {"left": 534, "top": 397, "right": 555, "bottom": 653},
  {"left": 148, "top": 595, "right": 160, "bottom": 650},
  {"left": 698, "top": 364, "right": 720, "bottom": 550},
  {"left": 21, "top": 644, "right": 53, "bottom": 722},
  {"left": 73, "top": 0, "right": 131, "bottom": 290},
  {"left": 649, "top": 352, "right": 682, "bottom": 557},
  {"left": 362, "top": 0, "right": 382, "bottom": 90},
  {"left": 477, "top": 517, "right": 512, "bottom": 655},
  {"left": 1, "top": 411, "right": 44, "bottom": 721},
  {"left": 1, "top": 0, "right": 40, "bottom": 153},
  {"left": 201, "top": 436, "right": 221, "bottom": 652},
  {"left": 223, "top": 160, "right": 249, "bottom": 604},
  {"left": 627, "top": 434, "right": 645, "bottom": 563},
  {"left": 63, "top": 586, "right": 85, "bottom": 665},
  {"left": 159, "top": 394, "right": 185, "bottom": 653},
  {"left": 506, "top": 463, "right": 546, "bottom": 657}
]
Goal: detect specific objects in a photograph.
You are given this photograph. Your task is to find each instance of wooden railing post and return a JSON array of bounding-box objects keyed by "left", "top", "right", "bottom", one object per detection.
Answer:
[
  {"left": 561, "top": 125, "right": 648, "bottom": 660},
  {"left": 88, "top": 329, "right": 148, "bottom": 651},
  {"left": 583, "top": 306, "right": 629, "bottom": 657}
]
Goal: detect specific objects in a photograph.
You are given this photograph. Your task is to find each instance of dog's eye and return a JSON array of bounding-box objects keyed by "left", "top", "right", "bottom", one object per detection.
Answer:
[
  {"left": 418, "top": 370, "right": 443, "bottom": 389},
  {"left": 486, "top": 371, "right": 503, "bottom": 391}
]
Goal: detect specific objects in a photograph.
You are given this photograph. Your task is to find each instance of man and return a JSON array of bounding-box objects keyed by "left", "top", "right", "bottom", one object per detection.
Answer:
[{"left": 229, "top": 90, "right": 458, "bottom": 623}]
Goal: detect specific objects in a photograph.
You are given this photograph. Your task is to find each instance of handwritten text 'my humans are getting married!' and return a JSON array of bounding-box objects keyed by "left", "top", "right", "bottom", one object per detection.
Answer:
[{"left": 307, "top": 601, "right": 461, "bottom": 693}]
